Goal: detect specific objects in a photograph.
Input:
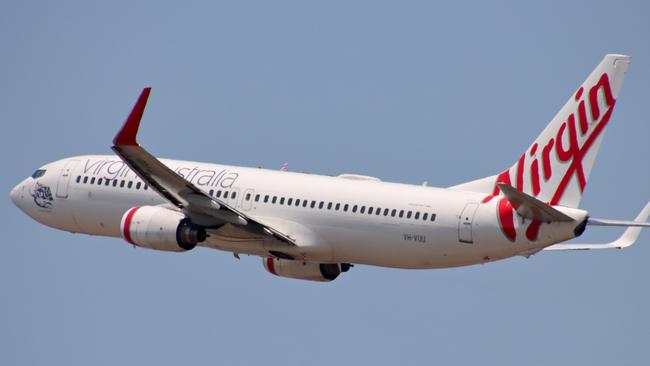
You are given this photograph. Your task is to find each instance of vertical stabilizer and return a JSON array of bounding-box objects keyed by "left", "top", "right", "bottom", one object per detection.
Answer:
[{"left": 452, "top": 54, "right": 630, "bottom": 209}]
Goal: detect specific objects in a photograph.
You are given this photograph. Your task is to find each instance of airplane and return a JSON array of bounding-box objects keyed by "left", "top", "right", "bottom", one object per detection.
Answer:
[{"left": 10, "top": 54, "right": 650, "bottom": 282}]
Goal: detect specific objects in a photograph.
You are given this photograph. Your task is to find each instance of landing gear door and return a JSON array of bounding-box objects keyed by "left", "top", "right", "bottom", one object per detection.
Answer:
[
  {"left": 458, "top": 203, "right": 479, "bottom": 243},
  {"left": 55, "top": 160, "right": 79, "bottom": 199}
]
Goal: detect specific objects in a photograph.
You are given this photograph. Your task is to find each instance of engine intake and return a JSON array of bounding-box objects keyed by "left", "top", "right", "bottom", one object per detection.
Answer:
[
  {"left": 120, "top": 206, "right": 206, "bottom": 252},
  {"left": 263, "top": 257, "right": 351, "bottom": 282}
]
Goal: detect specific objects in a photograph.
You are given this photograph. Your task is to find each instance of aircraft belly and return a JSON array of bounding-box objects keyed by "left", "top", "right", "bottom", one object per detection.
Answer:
[
  {"left": 312, "top": 201, "right": 547, "bottom": 269},
  {"left": 200, "top": 236, "right": 271, "bottom": 257},
  {"left": 312, "top": 220, "right": 477, "bottom": 269}
]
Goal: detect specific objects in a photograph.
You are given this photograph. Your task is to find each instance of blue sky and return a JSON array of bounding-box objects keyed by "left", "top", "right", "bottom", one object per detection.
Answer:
[{"left": 2, "top": 1, "right": 649, "bottom": 364}]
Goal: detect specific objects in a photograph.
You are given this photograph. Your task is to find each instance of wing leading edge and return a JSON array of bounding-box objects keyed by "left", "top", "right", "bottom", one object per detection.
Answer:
[{"left": 111, "top": 88, "right": 296, "bottom": 247}]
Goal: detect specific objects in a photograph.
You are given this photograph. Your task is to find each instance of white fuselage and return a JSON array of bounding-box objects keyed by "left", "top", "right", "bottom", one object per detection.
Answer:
[{"left": 11, "top": 155, "right": 583, "bottom": 269}]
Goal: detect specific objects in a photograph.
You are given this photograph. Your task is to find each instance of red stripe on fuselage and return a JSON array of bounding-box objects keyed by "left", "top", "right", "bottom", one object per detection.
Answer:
[
  {"left": 497, "top": 198, "right": 516, "bottom": 242},
  {"left": 526, "top": 220, "right": 542, "bottom": 241},
  {"left": 482, "top": 170, "right": 512, "bottom": 204}
]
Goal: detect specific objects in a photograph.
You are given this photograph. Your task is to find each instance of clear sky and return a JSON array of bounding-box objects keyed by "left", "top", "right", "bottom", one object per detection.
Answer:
[{"left": 2, "top": 1, "right": 649, "bottom": 365}]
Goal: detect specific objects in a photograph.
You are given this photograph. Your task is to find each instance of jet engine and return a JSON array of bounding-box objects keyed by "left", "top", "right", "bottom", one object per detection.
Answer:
[
  {"left": 120, "top": 206, "right": 206, "bottom": 251},
  {"left": 263, "top": 257, "right": 351, "bottom": 282}
]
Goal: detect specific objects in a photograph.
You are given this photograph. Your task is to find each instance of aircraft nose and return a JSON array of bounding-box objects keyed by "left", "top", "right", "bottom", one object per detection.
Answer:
[{"left": 10, "top": 181, "right": 25, "bottom": 208}]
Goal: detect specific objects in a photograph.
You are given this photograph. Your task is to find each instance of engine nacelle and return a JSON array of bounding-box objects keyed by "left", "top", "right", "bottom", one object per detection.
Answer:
[
  {"left": 120, "top": 206, "right": 206, "bottom": 252},
  {"left": 263, "top": 257, "right": 351, "bottom": 282}
]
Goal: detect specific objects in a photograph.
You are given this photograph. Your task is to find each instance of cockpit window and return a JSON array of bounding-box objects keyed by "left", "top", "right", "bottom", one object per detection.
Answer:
[{"left": 31, "top": 169, "right": 46, "bottom": 179}]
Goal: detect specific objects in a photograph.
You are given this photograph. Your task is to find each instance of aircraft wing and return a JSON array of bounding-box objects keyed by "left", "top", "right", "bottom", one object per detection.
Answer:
[{"left": 111, "top": 88, "right": 296, "bottom": 247}]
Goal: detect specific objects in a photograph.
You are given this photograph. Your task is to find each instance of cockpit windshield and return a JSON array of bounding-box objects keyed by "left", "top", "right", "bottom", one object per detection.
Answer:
[{"left": 31, "top": 169, "right": 46, "bottom": 179}]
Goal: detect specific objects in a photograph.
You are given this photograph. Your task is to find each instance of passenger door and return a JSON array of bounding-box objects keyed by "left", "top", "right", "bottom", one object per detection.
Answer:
[
  {"left": 55, "top": 160, "right": 79, "bottom": 199},
  {"left": 458, "top": 203, "right": 479, "bottom": 243}
]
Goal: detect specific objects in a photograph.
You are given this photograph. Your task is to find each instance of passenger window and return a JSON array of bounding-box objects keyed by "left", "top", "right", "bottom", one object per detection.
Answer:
[
  {"left": 76, "top": 176, "right": 81, "bottom": 183},
  {"left": 264, "top": 195, "right": 269, "bottom": 203},
  {"left": 113, "top": 180, "right": 118, "bottom": 187},
  {"left": 352, "top": 205, "right": 357, "bottom": 213},
  {"left": 423, "top": 213, "right": 428, "bottom": 221},
  {"left": 430, "top": 214, "right": 436, "bottom": 222},
  {"left": 335, "top": 203, "right": 340, "bottom": 211},
  {"left": 302, "top": 200, "right": 308, "bottom": 207},
  {"left": 210, "top": 189, "right": 214, "bottom": 196},
  {"left": 399, "top": 210, "right": 404, "bottom": 218},
  {"left": 136, "top": 182, "right": 141, "bottom": 189},
  {"left": 97, "top": 178, "right": 103, "bottom": 185},
  {"left": 245, "top": 193, "right": 251, "bottom": 201},
  {"left": 414, "top": 212, "right": 420, "bottom": 220},
  {"left": 327, "top": 202, "right": 332, "bottom": 210},
  {"left": 231, "top": 192, "right": 237, "bottom": 199},
  {"left": 310, "top": 201, "right": 316, "bottom": 208},
  {"left": 288, "top": 198, "right": 293, "bottom": 206},
  {"left": 318, "top": 201, "right": 324, "bottom": 209},
  {"left": 144, "top": 184, "right": 148, "bottom": 190},
  {"left": 391, "top": 209, "right": 396, "bottom": 217},
  {"left": 280, "top": 197, "right": 285, "bottom": 205},
  {"left": 407, "top": 211, "right": 412, "bottom": 219},
  {"left": 222, "top": 191, "right": 228, "bottom": 199},
  {"left": 90, "top": 177, "right": 96, "bottom": 184},
  {"left": 217, "top": 190, "right": 222, "bottom": 198},
  {"left": 83, "top": 176, "right": 88, "bottom": 184},
  {"left": 344, "top": 204, "right": 349, "bottom": 212},
  {"left": 295, "top": 199, "right": 300, "bottom": 206},
  {"left": 272, "top": 196, "right": 277, "bottom": 204},
  {"left": 105, "top": 179, "right": 110, "bottom": 186},
  {"left": 255, "top": 194, "right": 260, "bottom": 202},
  {"left": 360, "top": 206, "right": 366, "bottom": 214},
  {"left": 368, "top": 207, "right": 373, "bottom": 215},
  {"left": 127, "top": 181, "right": 133, "bottom": 188},
  {"left": 376, "top": 207, "right": 381, "bottom": 215},
  {"left": 120, "top": 180, "right": 125, "bottom": 188}
]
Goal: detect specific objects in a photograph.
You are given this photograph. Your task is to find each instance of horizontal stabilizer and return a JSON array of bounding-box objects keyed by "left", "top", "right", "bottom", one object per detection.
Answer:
[
  {"left": 587, "top": 218, "right": 650, "bottom": 227},
  {"left": 545, "top": 201, "right": 650, "bottom": 250},
  {"left": 497, "top": 183, "right": 574, "bottom": 222}
]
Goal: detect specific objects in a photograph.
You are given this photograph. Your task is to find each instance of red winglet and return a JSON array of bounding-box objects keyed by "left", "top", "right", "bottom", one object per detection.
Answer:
[{"left": 112, "top": 87, "right": 151, "bottom": 146}]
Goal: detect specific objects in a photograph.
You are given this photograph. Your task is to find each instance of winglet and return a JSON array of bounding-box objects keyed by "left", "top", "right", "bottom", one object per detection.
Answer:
[{"left": 113, "top": 87, "right": 151, "bottom": 146}]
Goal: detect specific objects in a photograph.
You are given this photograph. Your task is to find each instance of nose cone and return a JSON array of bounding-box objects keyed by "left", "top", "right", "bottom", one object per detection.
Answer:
[
  {"left": 10, "top": 182, "right": 21, "bottom": 207},
  {"left": 10, "top": 179, "right": 30, "bottom": 213}
]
